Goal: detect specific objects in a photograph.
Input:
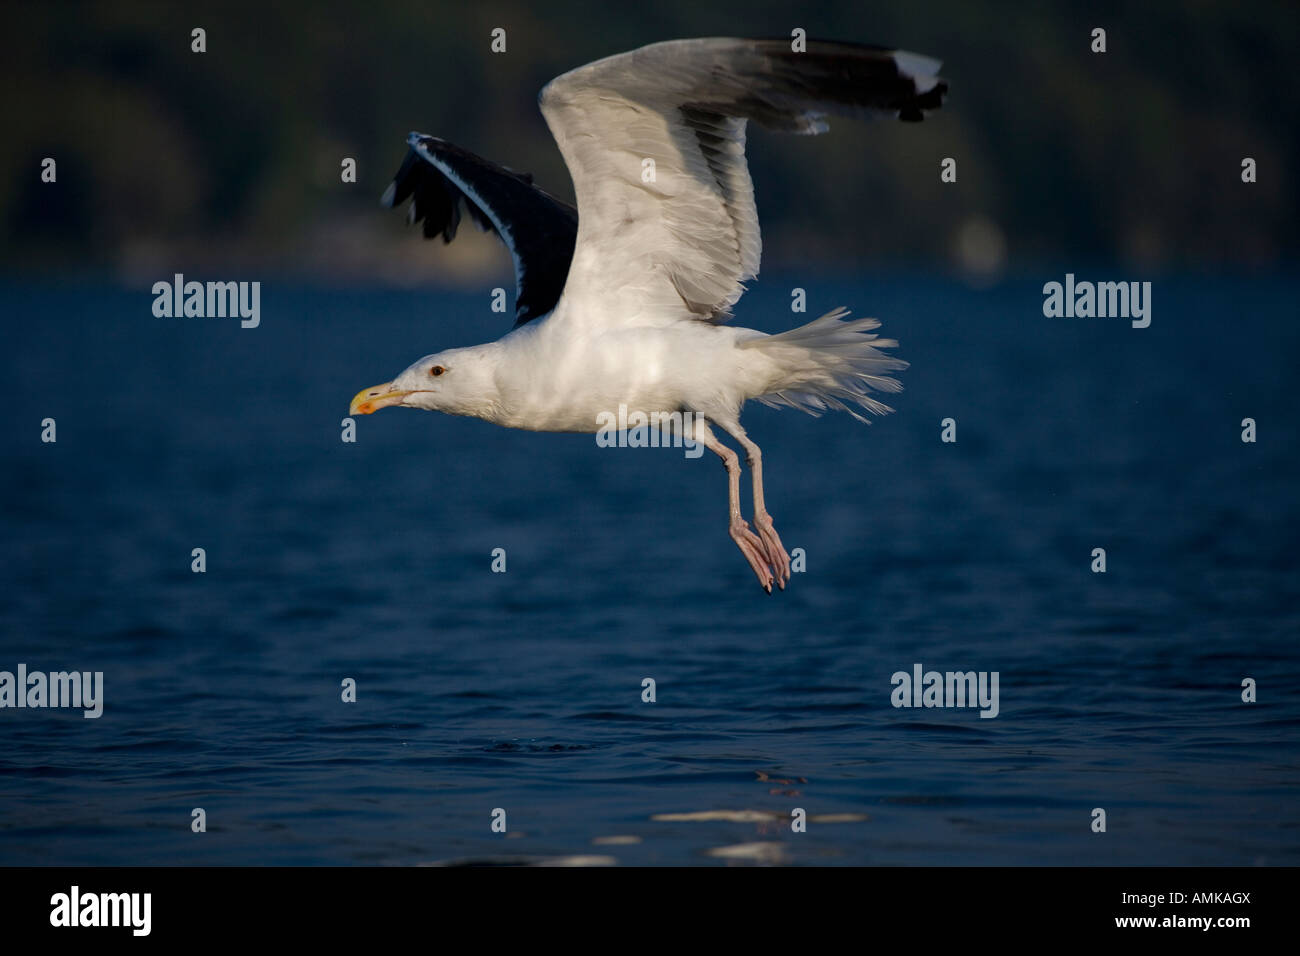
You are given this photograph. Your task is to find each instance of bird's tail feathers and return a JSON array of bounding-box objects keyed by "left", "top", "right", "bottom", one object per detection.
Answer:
[{"left": 741, "top": 307, "right": 907, "bottom": 423}]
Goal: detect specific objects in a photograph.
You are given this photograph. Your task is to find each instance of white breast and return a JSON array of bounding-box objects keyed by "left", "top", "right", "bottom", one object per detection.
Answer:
[{"left": 488, "top": 317, "right": 774, "bottom": 433}]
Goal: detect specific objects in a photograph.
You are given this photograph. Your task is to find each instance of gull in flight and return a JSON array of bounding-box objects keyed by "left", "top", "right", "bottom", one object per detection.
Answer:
[{"left": 351, "top": 37, "right": 946, "bottom": 592}]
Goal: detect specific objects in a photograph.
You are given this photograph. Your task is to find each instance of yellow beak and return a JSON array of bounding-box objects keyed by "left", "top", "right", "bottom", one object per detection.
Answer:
[{"left": 350, "top": 383, "right": 410, "bottom": 415}]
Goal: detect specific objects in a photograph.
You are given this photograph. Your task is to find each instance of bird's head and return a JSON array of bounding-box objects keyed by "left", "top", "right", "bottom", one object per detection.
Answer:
[{"left": 349, "top": 345, "right": 500, "bottom": 419}]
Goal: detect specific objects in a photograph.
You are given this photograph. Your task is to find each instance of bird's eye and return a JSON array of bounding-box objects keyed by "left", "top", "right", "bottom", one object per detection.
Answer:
[{"left": 430, "top": 365, "right": 446, "bottom": 377}]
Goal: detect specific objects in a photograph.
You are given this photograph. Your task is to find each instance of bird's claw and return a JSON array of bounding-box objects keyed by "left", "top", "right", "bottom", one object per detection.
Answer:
[
  {"left": 730, "top": 517, "right": 775, "bottom": 593},
  {"left": 754, "top": 513, "right": 790, "bottom": 590}
]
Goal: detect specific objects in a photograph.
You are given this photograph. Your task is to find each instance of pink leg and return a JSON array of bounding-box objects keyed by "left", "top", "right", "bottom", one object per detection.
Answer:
[
  {"left": 696, "top": 420, "right": 775, "bottom": 593},
  {"left": 721, "top": 425, "right": 791, "bottom": 590}
]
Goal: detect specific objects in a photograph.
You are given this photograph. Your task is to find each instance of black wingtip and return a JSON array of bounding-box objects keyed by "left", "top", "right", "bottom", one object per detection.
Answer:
[{"left": 381, "top": 133, "right": 579, "bottom": 327}]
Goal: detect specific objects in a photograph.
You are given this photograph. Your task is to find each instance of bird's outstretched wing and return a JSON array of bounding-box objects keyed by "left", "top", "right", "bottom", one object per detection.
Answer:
[
  {"left": 382, "top": 133, "right": 578, "bottom": 326},
  {"left": 539, "top": 38, "right": 946, "bottom": 325}
]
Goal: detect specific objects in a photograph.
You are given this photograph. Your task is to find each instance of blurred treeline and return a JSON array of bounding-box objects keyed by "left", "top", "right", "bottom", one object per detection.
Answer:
[{"left": 2, "top": 0, "right": 1296, "bottom": 282}]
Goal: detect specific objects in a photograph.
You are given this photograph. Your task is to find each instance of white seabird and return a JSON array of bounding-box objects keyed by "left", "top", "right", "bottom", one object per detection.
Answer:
[{"left": 352, "top": 37, "right": 947, "bottom": 592}]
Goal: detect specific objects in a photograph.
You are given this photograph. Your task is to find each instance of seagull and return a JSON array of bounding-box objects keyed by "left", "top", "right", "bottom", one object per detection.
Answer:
[{"left": 351, "top": 37, "right": 946, "bottom": 592}]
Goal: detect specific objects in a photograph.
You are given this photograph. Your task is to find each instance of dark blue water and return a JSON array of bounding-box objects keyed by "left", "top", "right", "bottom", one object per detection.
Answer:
[{"left": 2, "top": 274, "right": 1297, "bottom": 865}]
